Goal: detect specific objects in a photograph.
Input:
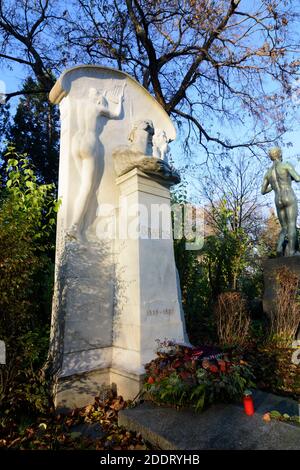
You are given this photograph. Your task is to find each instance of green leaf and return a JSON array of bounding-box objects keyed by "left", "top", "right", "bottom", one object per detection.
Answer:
[{"left": 270, "top": 410, "right": 282, "bottom": 418}]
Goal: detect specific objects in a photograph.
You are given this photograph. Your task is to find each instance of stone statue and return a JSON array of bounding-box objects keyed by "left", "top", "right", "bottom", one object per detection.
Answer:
[
  {"left": 69, "top": 84, "right": 125, "bottom": 241},
  {"left": 113, "top": 119, "right": 180, "bottom": 183},
  {"left": 153, "top": 129, "right": 169, "bottom": 162},
  {"left": 128, "top": 119, "right": 154, "bottom": 155},
  {"left": 261, "top": 147, "right": 300, "bottom": 256}
]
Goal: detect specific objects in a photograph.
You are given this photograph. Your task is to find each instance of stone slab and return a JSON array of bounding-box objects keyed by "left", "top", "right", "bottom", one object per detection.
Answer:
[
  {"left": 119, "top": 391, "right": 300, "bottom": 450},
  {"left": 253, "top": 389, "right": 299, "bottom": 416}
]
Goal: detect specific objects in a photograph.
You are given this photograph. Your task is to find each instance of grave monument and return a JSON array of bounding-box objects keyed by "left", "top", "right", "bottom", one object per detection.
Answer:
[{"left": 48, "top": 65, "right": 188, "bottom": 410}]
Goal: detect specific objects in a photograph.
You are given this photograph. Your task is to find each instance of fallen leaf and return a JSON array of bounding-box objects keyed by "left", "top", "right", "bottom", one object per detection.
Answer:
[
  {"left": 269, "top": 410, "right": 282, "bottom": 419},
  {"left": 83, "top": 404, "right": 94, "bottom": 414}
]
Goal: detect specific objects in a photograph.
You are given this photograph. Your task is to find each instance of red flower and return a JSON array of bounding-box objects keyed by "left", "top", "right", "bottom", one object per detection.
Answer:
[
  {"left": 209, "top": 365, "right": 219, "bottom": 374},
  {"left": 147, "top": 376, "right": 155, "bottom": 384}
]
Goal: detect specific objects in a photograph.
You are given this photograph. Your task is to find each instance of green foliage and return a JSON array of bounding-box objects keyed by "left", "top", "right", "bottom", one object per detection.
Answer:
[
  {"left": 0, "top": 149, "right": 57, "bottom": 331},
  {"left": 201, "top": 201, "right": 250, "bottom": 296},
  {"left": 171, "top": 191, "right": 214, "bottom": 342},
  {"left": 174, "top": 237, "right": 214, "bottom": 342},
  {"left": 147, "top": 371, "right": 205, "bottom": 410},
  {"left": 195, "top": 363, "right": 255, "bottom": 405},
  {"left": 0, "top": 148, "right": 59, "bottom": 420},
  {"left": 267, "top": 410, "right": 300, "bottom": 425},
  {"left": 2, "top": 149, "right": 58, "bottom": 242},
  {"left": 173, "top": 198, "right": 252, "bottom": 343},
  {"left": 0, "top": 103, "right": 10, "bottom": 153}
]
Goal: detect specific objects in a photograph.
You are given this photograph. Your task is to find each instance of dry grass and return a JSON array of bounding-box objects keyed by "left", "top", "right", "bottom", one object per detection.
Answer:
[
  {"left": 270, "top": 266, "right": 300, "bottom": 344},
  {"left": 215, "top": 292, "right": 250, "bottom": 347}
]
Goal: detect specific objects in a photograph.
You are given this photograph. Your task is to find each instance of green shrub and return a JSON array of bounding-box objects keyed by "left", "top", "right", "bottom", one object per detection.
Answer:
[{"left": 0, "top": 149, "right": 59, "bottom": 420}]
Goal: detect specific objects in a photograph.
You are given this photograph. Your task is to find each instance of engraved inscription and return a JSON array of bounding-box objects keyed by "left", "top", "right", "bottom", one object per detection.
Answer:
[{"left": 147, "top": 308, "right": 174, "bottom": 317}]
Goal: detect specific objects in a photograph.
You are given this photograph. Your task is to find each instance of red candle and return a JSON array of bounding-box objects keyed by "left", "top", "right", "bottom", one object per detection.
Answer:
[{"left": 243, "top": 391, "right": 254, "bottom": 416}]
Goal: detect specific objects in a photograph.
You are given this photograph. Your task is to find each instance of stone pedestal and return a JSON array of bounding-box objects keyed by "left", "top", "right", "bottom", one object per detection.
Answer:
[{"left": 112, "top": 169, "right": 188, "bottom": 396}]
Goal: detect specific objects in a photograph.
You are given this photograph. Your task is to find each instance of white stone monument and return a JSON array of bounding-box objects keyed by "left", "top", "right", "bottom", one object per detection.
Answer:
[{"left": 49, "top": 65, "right": 188, "bottom": 410}]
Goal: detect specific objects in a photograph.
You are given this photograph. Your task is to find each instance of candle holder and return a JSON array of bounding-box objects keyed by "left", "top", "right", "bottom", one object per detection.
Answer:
[{"left": 243, "top": 389, "right": 254, "bottom": 416}]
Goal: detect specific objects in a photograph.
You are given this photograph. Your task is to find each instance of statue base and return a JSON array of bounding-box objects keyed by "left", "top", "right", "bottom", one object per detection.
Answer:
[{"left": 53, "top": 367, "right": 144, "bottom": 412}]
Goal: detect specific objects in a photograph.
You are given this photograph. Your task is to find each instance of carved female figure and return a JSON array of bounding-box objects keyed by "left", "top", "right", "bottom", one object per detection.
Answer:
[{"left": 69, "top": 84, "right": 125, "bottom": 241}]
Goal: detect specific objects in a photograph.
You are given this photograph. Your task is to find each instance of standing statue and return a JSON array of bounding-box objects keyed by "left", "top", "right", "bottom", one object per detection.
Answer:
[
  {"left": 69, "top": 84, "right": 125, "bottom": 242},
  {"left": 261, "top": 147, "right": 300, "bottom": 256}
]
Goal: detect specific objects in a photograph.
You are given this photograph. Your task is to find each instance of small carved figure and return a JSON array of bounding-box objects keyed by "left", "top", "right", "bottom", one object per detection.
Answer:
[
  {"left": 128, "top": 119, "right": 154, "bottom": 155},
  {"left": 153, "top": 129, "right": 169, "bottom": 162}
]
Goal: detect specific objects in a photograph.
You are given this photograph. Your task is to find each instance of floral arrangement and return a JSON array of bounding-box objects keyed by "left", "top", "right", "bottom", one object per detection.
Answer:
[{"left": 143, "top": 341, "right": 255, "bottom": 412}]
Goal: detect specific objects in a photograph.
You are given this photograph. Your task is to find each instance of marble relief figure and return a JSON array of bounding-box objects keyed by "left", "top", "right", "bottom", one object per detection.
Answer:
[
  {"left": 128, "top": 119, "right": 154, "bottom": 155},
  {"left": 68, "top": 84, "right": 125, "bottom": 242}
]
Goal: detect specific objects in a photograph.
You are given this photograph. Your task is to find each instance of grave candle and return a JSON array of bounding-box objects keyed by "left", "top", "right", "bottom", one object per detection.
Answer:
[{"left": 243, "top": 390, "right": 254, "bottom": 416}]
